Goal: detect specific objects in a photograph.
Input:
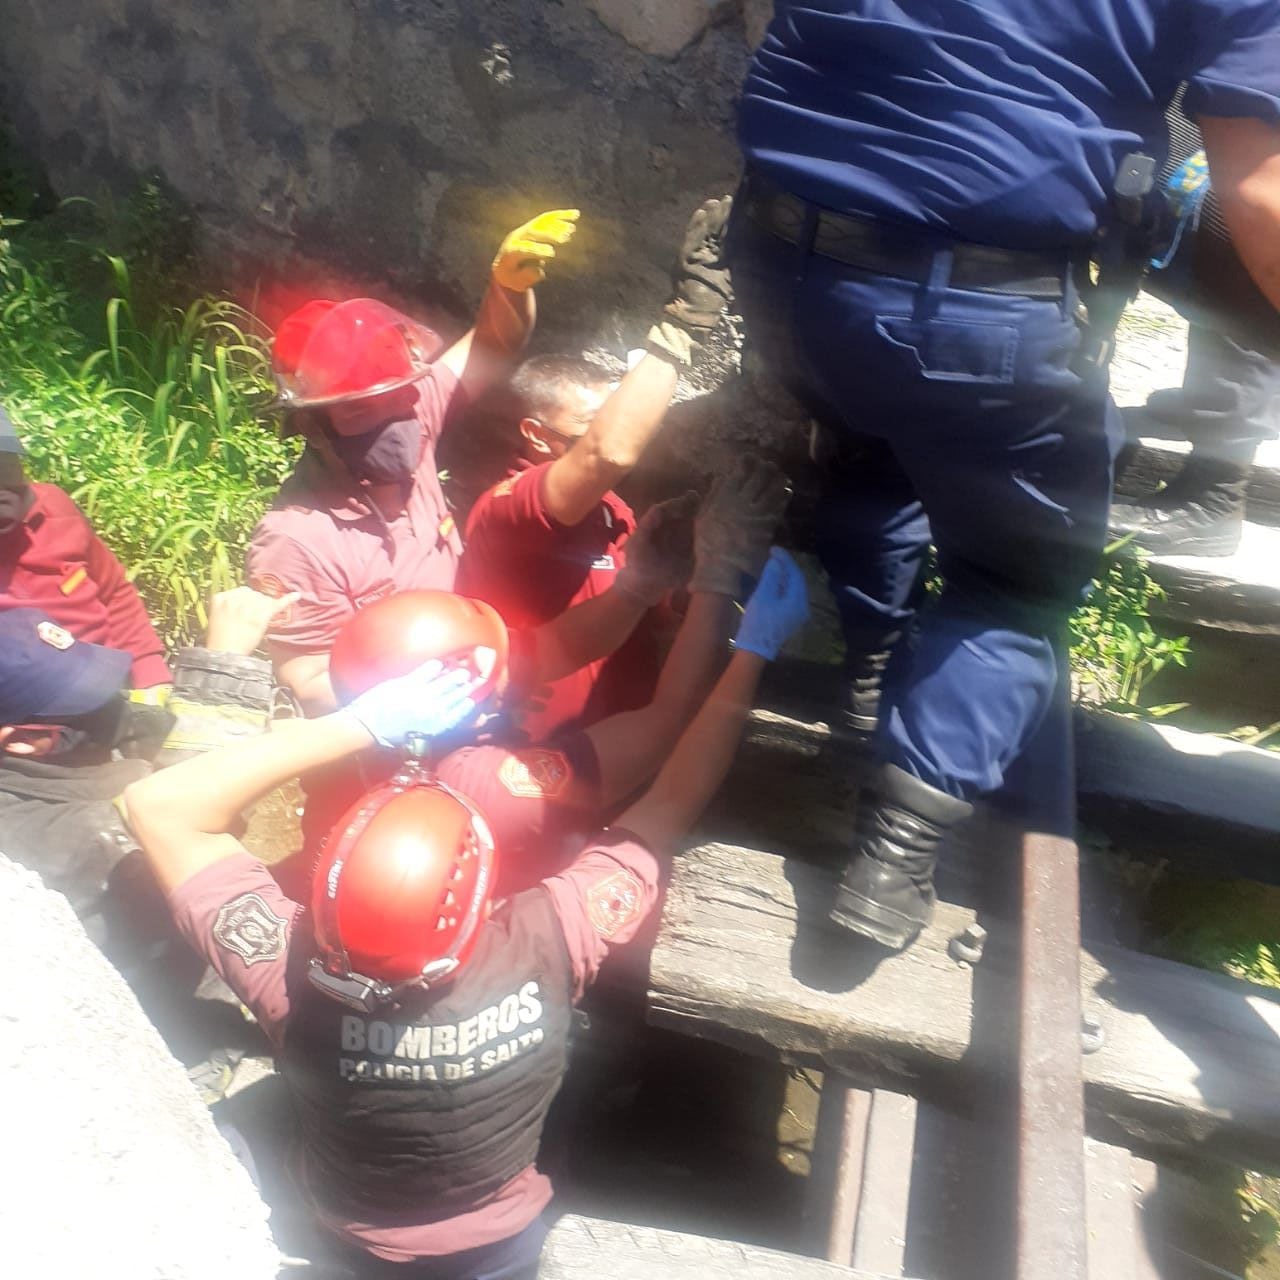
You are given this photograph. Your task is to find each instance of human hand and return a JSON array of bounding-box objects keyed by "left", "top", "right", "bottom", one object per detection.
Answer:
[
  {"left": 690, "top": 454, "right": 791, "bottom": 599},
  {"left": 615, "top": 492, "right": 699, "bottom": 606},
  {"left": 733, "top": 548, "right": 809, "bottom": 661},
  {"left": 343, "top": 655, "right": 493, "bottom": 749},
  {"left": 491, "top": 209, "right": 580, "bottom": 292},
  {"left": 204, "top": 587, "right": 302, "bottom": 655},
  {"left": 647, "top": 196, "right": 734, "bottom": 366}
]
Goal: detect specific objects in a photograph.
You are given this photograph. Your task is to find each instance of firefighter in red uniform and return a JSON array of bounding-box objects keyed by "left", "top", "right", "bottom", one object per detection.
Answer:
[
  {"left": 247, "top": 211, "right": 580, "bottom": 717},
  {"left": 124, "top": 548, "right": 809, "bottom": 1280},
  {"left": 279, "top": 456, "right": 789, "bottom": 898},
  {"left": 457, "top": 199, "right": 733, "bottom": 739},
  {"left": 0, "top": 404, "right": 170, "bottom": 690}
]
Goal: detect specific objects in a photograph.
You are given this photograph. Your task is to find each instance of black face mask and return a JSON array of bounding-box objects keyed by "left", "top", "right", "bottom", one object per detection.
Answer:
[{"left": 327, "top": 416, "right": 423, "bottom": 485}]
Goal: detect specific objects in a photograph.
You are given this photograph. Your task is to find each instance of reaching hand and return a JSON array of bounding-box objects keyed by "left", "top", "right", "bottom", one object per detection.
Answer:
[
  {"left": 343, "top": 655, "right": 493, "bottom": 749},
  {"left": 690, "top": 454, "right": 792, "bottom": 599},
  {"left": 615, "top": 492, "right": 699, "bottom": 606},
  {"left": 204, "top": 586, "right": 301, "bottom": 656},
  {"left": 492, "top": 209, "right": 580, "bottom": 292},
  {"left": 648, "top": 196, "right": 735, "bottom": 366},
  {"left": 733, "top": 548, "right": 810, "bottom": 661}
]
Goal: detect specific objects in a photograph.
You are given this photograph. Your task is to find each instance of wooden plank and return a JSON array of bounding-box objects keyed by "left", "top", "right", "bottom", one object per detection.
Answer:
[
  {"left": 1115, "top": 436, "right": 1280, "bottom": 529},
  {"left": 537, "top": 1215, "right": 909, "bottom": 1280},
  {"left": 1142, "top": 521, "right": 1280, "bottom": 635},
  {"left": 718, "top": 693, "right": 1280, "bottom": 886},
  {"left": 647, "top": 843, "right": 1280, "bottom": 1169},
  {"left": 1074, "top": 708, "right": 1280, "bottom": 884},
  {"left": 852, "top": 1091, "right": 917, "bottom": 1277}
]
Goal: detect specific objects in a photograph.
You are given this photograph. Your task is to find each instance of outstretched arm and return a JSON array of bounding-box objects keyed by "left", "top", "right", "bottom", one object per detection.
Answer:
[
  {"left": 583, "top": 456, "right": 790, "bottom": 807},
  {"left": 438, "top": 210, "right": 579, "bottom": 400},
  {"left": 1199, "top": 115, "right": 1280, "bottom": 310},
  {"left": 124, "top": 662, "right": 485, "bottom": 893},
  {"left": 618, "top": 549, "right": 809, "bottom": 852},
  {"left": 541, "top": 198, "right": 734, "bottom": 527}
]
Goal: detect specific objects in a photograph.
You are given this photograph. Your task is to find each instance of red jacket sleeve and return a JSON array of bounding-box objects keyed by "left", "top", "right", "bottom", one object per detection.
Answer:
[
  {"left": 541, "top": 828, "right": 663, "bottom": 1000},
  {"left": 81, "top": 513, "right": 171, "bottom": 687}
]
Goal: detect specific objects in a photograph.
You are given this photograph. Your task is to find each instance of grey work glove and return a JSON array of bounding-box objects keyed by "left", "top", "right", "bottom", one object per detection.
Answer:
[
  {"left": 615, "top": 492, "right": 700, "bottom": 607},
  {"left": 647, "top": 196, "right": 734, "bottom": 367},
  {"left": 690, "top": 454, "right": 792, "bottom": 600}
]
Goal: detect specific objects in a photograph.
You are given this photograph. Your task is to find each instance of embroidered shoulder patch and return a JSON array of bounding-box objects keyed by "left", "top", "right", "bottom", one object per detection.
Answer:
[
  {"left": 213, "top": 893, "right": 288, "bottom": 966},
  {"left": 586, "top": 869, "right": 643, "bottom": 939},
  {"left": 36, "top": 620, "right": 75, "bottom": 650},
  {"left": 252, "top": 573, "right": 289, "bottom": 598},
  {"left": 492, "top": 475, "right": 518, "bottom": 499},
  {"left": 498, "top": 748, "right": 571, "bottom": 800}
]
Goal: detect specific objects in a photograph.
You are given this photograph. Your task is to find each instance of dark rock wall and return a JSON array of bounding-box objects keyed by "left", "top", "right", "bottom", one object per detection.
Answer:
[{"left": 1, "top": 0, "right": 773, "bottom": 344}]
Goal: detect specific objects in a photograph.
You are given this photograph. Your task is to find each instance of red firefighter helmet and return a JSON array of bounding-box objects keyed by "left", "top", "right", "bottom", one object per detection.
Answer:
[
  {"left": 330, "top": 590, "right": 510, "bottom": 708},
  {"left": 271, "top": 298, "right": 444, "bottom": 410},
  {"left": 308, "top": 770, "right": 497, "bottom": 1010}
]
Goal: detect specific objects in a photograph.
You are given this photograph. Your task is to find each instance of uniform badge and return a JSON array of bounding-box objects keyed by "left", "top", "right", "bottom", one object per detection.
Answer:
[
  {"left": 36, "top": 620, "right": 75, "bottom": 650},
  {"left": 492, "top": 476, "right": 518, "bottom": 499},
  {"left": 586, "top": 869, "right": 643, "bottom": 939},
  {"left": 438, "top": 513, "right": 457, "bottom": 541},
  {"left": 252, "top": 573, "right": 289, "bottom": 599},
  {"left": 498, "top": 748, "right": 571, "bottom": 800},
  {"left": 213, "top": 893, "right": 288, "bottom": 965},
  {"left": 59, "top": 567, "right": 88, "bottom": 596}
]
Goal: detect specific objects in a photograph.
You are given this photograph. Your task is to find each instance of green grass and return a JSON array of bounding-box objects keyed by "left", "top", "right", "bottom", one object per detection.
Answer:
[{"left": 0, "top": 196, "right": 299, "bottom": 650}]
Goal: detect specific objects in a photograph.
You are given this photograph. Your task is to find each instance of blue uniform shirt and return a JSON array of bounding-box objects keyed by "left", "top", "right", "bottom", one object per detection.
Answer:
[{"left": 739, "top": 0, "right": 1280, "bottom": 249}]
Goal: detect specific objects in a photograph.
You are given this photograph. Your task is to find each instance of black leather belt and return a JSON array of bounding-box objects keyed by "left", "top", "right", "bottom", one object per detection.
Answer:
[{"left": 742, "top": 175, "right": 1071, "bottom": 299}]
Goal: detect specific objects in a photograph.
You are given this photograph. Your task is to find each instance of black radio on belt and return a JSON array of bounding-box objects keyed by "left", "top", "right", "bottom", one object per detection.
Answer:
[{"left": 1143, "top": 91, "right": 1280, "bottom": 357}]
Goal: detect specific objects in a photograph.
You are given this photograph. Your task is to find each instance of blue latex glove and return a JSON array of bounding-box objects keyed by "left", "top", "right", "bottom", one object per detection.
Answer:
[
  {"left": 733, "top": 548, "right": 809, "bottom": 660},
  {"left": 343, "top": 656, "right": 489, "bottom": 748}
]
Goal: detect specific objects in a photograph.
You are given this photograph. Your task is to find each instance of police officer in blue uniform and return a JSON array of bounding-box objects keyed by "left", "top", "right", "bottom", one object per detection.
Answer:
[{"left": 730, "top": 0, "right": 1280, "bottom": 949}]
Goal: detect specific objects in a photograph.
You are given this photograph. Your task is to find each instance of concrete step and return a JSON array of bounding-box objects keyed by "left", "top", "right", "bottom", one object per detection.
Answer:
[{"left": 537, "top": 1215, "right": 905, "bottom": 1280}]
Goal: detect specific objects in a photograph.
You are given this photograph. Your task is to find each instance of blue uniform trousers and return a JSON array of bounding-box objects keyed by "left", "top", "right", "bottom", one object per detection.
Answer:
[{"left": 729, "top": 211, "right": 1124, "bottom": 824}]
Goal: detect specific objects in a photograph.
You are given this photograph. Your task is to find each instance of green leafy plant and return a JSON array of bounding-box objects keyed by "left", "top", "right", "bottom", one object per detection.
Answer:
[
  {"left": 0, "top": 195, "right": 298, "bottom": 650},
  {"left": 1069, "top": 544, "right": 1191, "bottom": 710}
]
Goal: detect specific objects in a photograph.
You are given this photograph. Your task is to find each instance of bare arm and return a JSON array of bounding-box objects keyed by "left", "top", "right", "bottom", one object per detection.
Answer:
[
  {"left": 273, "top": 648, "right": 337, "bottom": 717},
  {"left": 584, "top": 590, "right": 737, "bottom": 808},
  {"left": 614, "top": 546, "right": 807, "bottom": 851},
  {"left": 616, "top": 650, "right": 766, "bottom": 853},
  {"left": 124, "top": 713, "right": 372, "bottom": 894},
  {"left": 1199, "top": 115, "right": 1280, "bottom": 310},
  {"left": 437, "top": 283, "right": 536, "bottom": 402},
  {"left": 527, "top": 586, "right": 649, "bottom": 685},
  {"left": 542, "top": 354, "right": 679, "bottom": 527}
]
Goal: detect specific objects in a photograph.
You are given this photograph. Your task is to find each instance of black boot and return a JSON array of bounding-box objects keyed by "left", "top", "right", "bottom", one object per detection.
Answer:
[
  {"left": 831, "top": 765, "right": 973, "bottom": 950},
  {"left": 843, "top": 633, "right": 900, "bottom": 742},
  {"left": 1109, "top": 454, "right": 1250, "bottom": 556}
]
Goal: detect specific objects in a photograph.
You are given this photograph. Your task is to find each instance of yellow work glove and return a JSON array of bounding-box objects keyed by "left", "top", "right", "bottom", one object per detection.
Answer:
[{"left": 491, "top": 209, "right": 580, "bottom": 292}]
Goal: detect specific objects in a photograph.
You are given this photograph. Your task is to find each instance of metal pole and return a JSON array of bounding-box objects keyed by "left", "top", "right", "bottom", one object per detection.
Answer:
[
  {"left": 1017, "top": 830, "right": 1088, "bottom": 1280},
  {"left": 808, "top": 1076, "right": 870, "bottom": 1264}
]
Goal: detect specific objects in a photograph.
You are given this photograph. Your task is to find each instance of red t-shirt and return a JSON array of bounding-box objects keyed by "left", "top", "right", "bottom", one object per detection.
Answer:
[
  {"left": 167, "top": 830, "right": 661, "bottom": 1260},
  {"left": 246, "top": 366, "right": 467, "bottom": 659},
  {"left": 456, "top": 461, "right": 659, "bottom": 740},
  {"left": 0, "top": 482, "right": 171, "bottom": 688}
]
